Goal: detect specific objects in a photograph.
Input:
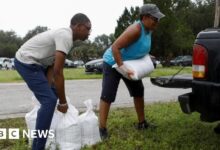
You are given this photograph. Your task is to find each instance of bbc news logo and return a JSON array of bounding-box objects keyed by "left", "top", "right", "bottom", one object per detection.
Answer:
[{"left": 0, "top": 128, "right": 54, "bottom": 139}]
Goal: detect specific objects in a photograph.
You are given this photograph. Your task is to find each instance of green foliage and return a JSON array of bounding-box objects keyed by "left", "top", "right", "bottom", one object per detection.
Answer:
[
  {"left": 114, "top": 7, "right": 139, "bottom": 38},
  {"left": 94, "top": 34, "right": 114, "bottom": 50},
  {"left": 114, "top": 0, "right": 214, "bottom": 58},
  {"left": 71, "top": 33, "right": 115, "bottom": 62},
  {"left": 0, "top": 30, "right": 22, "bottom": 57},
  {"left": 185, "top": 0, "right": 215, "bottom": 35},
  {"left": 0, "top": 0, "right": 216, "bottom": 60},
  {"left": 22, "top": 26, "right": 49, "bottom": 43},
  {"left": 0, "top": 26, "right": 48, "bottom": 58},
  {"left": 143, "top": 0, "right": 195, "bottom": 58},
  {"left": 71, "top": 40, "right": 103, "bottom": 62}
]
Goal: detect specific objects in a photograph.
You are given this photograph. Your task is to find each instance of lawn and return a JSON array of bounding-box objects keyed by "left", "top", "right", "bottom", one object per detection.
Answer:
[
  {"left": 0, "top": 66, "right": 192, "bottom": 83},
  {"left": 0, "top": 68, "right": 102, "bottom": 82},
  {"left": 0, "top": 102, "right": 219, "bottom": 150}
]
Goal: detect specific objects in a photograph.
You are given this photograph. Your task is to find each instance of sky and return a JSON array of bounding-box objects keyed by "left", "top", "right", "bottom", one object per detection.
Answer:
[{"left": 1, "top": 0, "right": 143, "bottom": 41}]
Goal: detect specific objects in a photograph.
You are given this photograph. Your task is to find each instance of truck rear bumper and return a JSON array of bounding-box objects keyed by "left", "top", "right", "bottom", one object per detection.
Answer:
[
  {"left": 151, "top": 75, "right": 220, "bottom": 122},
  {"left": 178, "top": 93, "right": 194, "bottom": 114},
  {"left": 179, "top": 80, "right": 220, "bottom": 122}
]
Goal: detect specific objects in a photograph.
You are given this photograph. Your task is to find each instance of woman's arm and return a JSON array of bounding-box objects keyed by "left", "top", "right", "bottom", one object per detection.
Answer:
[{"left": 112, "top": 23, "right": 141, "bottom": 66}]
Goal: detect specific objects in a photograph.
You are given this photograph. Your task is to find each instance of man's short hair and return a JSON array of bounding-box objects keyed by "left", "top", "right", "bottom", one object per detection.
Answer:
[{"left": 70, "top": 13, "right": 90, "bottom": 26}]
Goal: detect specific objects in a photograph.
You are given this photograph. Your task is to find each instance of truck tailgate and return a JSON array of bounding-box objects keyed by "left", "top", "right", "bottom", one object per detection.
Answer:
[{"left": 150, "top": 74, "right": 192, "bottom": 88}]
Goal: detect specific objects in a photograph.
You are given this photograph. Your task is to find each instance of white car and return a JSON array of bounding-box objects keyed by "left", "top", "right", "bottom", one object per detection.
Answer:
[
  {"left": 73, "top": 60, "right": 84, "bottom": 67},
  {"left": 0, "top": 57, "right": 13, "bottom": 70}
]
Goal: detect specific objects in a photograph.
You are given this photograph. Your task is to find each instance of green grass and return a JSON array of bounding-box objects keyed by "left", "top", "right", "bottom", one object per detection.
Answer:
[
  {"left": 0, "top": 66, "right": 192, "bottom": 83},
  {"left": 0, "top": 102, "right": 219, "bottom": 150},
  {"left": 0, "top": 70, "right": 23, "bottom": 82},
  {"left": 150, "top": 66, "right": 192, "bottom": 77},
  {"left": 64, "top": 68, "right": 102, "bottom": 80},
  {"left": 0, "top": 68, "right": 102, "bottom": 83}
]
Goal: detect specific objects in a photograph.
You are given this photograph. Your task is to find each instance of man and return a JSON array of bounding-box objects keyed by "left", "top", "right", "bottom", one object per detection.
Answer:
[
  {"left": 14, "top": 13, "right": 91, "bottom": 150},
  {"left": 99, "top": 4, "right": 165, "bottom": 139}
]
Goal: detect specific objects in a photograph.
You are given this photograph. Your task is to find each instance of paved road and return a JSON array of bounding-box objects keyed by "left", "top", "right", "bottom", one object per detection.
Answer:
[{"left": 0, "top": 78, "right": 191, "bottom": 119}]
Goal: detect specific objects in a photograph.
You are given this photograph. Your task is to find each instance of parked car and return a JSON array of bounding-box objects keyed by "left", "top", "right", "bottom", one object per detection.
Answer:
[
  {"left": 150, "top": 55, "right": 159, "bottom": 68},
  {"left": 64, "top": 59, "right": 76, "bottom": 68},
  {"left": 169, "top": 56, "right": 184, "bottom": 66},
  {"left": 10, "top": 58, "right": 15, "bottom": 69},
  {"left": 180, "top": 55, "right": 192, "bottom": 66},
  {"left": 73, "top": 60, "right": 84, "bottom": 67},
  {"left": 84, "top": 56, "right": 157, "bottom": 74},
  {"left": 85, "top": 59, "right": 103, "bottom": 74},
  {"left": 0, "top": 57, "right": 12, "bottom": 70},
  {"left": 170, "top": 55, "right": 192, "bottom": 66}
]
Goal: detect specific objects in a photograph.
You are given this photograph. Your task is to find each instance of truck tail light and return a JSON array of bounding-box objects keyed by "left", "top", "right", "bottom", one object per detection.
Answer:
[{"left": 192, "top": 44, "right": 208, "bottom": 79}]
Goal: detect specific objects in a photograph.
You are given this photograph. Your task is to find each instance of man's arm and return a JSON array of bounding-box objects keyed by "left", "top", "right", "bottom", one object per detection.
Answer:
[{"left": 53, "top": 51, "right": 68, "bottom": 113}]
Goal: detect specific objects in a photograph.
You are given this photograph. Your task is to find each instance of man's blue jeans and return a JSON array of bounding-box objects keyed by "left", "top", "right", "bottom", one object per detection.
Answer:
[{"left": 14, "top": 58, "right": 57, "bottom": 150}]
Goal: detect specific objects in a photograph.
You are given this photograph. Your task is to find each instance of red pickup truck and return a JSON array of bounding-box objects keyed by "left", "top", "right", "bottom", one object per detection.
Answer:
[{"left": 151, "top": 28, "right": 220, "bottom": 134}]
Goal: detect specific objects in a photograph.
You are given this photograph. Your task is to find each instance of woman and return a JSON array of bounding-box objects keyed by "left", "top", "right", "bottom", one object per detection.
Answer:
[{"left": 99, "top": 4, "right": 165, "bottom": 139}]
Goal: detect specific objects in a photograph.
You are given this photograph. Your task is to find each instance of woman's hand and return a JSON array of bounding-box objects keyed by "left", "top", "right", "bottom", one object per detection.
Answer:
[{"left": 118, "top": 64, "right": 134, "bottom": 80}]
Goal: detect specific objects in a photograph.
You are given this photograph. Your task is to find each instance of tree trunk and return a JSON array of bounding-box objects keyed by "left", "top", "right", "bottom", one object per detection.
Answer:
[{"left": 214, "top": 0, "right": 220, "bottom": 27}]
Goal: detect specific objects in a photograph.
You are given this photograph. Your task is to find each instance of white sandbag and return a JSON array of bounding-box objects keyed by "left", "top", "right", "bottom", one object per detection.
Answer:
[
  {"left": 79, "top": 99, "right": 101, "bottom": 146},
  {"left": 55, "top": 103, "right": 81, "bottom": 150},
  {"left": 25, "top": 96, "right": 58, "bottom": 150},
  {"left": 31, "top": 95, "right": 41, "bottom": 107},
  {"left": 25, "top": 104, "right": 40, "bottom": 147},
  {"left": 113, "top": 54, "right": 154, "bottom": 80},
  {"left": 45, "top": 114, "right": 58, "bottom": 150}
]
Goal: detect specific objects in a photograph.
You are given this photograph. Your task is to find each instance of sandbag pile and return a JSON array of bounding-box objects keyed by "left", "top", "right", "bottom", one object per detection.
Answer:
[
  {"left": 79, "top": 99, "right": 101, "bottom": 146},
  {"left": 25, "top": 96, "right": 101, "bottom": 150}
]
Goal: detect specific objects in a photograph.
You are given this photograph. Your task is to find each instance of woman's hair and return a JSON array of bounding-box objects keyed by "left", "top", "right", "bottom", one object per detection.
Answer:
[
  {"left": 139, "top": 14, "right": 150, "bottom": 20},
  {"left": 70, "top": 13, "right": 90, "bottom": 26}
]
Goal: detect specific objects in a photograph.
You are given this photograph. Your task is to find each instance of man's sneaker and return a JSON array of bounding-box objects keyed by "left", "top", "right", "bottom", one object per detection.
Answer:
[
  {"left": 135, "top": 120, "right": 157, "bottom": 130},
  {"left": 214, "top": 123, "right": 220, "bottom": 134},
  {"left": 99, "top": 127, "right": 108, "bottom": 140}
]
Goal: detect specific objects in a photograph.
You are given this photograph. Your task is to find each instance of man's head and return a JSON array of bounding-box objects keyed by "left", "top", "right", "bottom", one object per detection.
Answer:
[
  {"left": 70, "top": 13, "right": 91, "bottom": 41},
  {"left": 139, "top": 4, "right": 165, "bottom": 31}
]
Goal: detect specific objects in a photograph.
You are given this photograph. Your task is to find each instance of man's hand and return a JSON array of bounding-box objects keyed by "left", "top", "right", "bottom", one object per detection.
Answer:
[
  {"left": 118, "top": 64, "right": 134, "bottom": 80},
  {"left": 57, "top": 103, "right": 68, "bottom": 113}
]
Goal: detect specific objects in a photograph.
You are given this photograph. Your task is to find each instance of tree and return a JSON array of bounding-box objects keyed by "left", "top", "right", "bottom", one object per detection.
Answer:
[
  {"left": 0, "top": 30, "right": 22, "bottom": 57},
  {"left": 23, "top": 26, "right": 49, "bottom": 43},
  {"left": 113, "top": 0, "right": 214, "bottom": 59},
  {"left": 71, "top": 40, "right": 101, "bottom": 63},
  {"left": 186, "top": 0, "right": 214, "bottom": 34},
  {"left": 94, "top": 34, "right": 115, "bottom": 51},
  {"left": 214, "top": 0, "right": 220, "bottom": 27},
  {"left": 70, "top": 34, "right": 116, "bottom": 62},
  {"left": 143, "top": 0, "right": 201, "bottom": 57},
  {"left": 114, "top": 7, "right": 139, "bottom": 38}
]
